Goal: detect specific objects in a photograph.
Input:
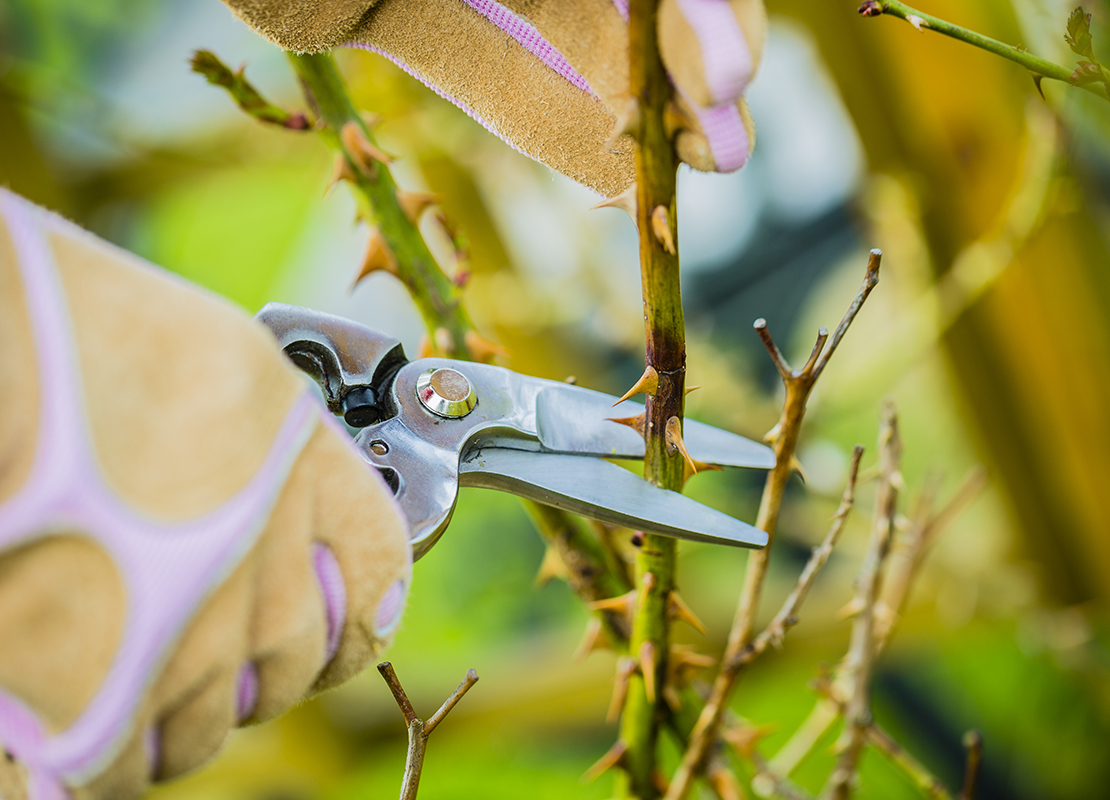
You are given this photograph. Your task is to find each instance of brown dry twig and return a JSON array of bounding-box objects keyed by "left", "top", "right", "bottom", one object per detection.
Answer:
[
  {"left": 812, "top": 675, "right": 952, "bottom": 800},
  {"left": 958, "top": 730, "right": 984, "bottom": 800},
  {"left": 377, "top": 662, "right": 479, "bottom": 800},
  {"left": 824, "top": 402, "right": 902, "bottom": 800},
  {"left": 665, "top": 250, "right": 881, "bottom": 800},
  {"left": 766, "top": 467, "right": 985, "bottom": 787}
]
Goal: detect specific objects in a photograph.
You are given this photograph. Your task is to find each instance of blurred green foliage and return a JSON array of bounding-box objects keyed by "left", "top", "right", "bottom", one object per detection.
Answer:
[{"left": 3, "top": 1, "right": 1110, "bottom": 798}]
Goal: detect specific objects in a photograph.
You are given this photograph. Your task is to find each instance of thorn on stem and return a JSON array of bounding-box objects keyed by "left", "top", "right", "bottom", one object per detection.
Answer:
[
  {"left": 665, "top": 416, "right": 698, "bottom": 476},
  {"left": 397, "top": 190, "right": 439, "bottom": 222},
  {"left": 352, "top": 229, "right": 398, "bottom": 288},
  {"left": 324, "top": 154, "right": 356, "bottom": 195},
  {"left": 591, "top": 183, "right": 638, "bottom": 220},
  {"left": 534, "top": 546, "right": 568, "bottom": 587},
  {"left": 607, "top": 658, "right": 638, "bottom": 723},
  {"left": 613, "top": 365, "right": 659, "bottom": 405},
  {"left": 584, "top": 739, "right": 628, "bottom": 781},
  {"left": 340, "top": 121, "right": 394, "bottom": 177},
  {"left": 669, "top": 591, "right": 707, "bottom": 635},
  {"left": 651, "top": 205, "right": 677, "bottom": 255},
  {"left": 573, "top": 617, "right": 610, "bottom": 660},
  {"left": 608, "top": 412, "right": 647, "bottom": 440},
  {"left": 464, "top": 330, "right": 510, "bottom": 363}
]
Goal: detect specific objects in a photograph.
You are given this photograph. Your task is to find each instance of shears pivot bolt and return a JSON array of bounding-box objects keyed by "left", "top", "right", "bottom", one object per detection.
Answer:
[{"left": 416, "top": 368, "right": 478, "bottom": 419}]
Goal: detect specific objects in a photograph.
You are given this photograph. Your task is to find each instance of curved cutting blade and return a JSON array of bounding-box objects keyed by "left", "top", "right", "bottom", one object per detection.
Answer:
[
  {"left": 460, "top": 448, "right": 767, "bottom": 549},
  {"left": 534, "top": 385, "right": 775, "bottom": 469}
]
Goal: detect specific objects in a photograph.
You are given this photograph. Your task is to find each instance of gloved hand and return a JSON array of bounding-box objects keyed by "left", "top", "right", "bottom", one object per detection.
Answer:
[
  {"left": 222, "top": 0, "right": 765, "bottom": 197},
  {"left": 0, "top": 188, "right": 412, "bottom": 800}
]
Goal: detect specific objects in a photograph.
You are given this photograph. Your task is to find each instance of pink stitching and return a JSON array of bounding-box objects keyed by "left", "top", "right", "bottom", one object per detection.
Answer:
[{"left": 460, "top": 0, "right": 594, "bottom": 95}]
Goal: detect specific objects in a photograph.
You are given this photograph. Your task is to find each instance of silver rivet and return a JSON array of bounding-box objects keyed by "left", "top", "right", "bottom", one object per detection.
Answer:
[{"left": 415, "top": 368, "right": 477, "bottom": 418}]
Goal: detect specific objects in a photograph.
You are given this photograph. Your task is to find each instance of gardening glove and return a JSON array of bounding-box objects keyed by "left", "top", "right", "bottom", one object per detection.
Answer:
[
  {"left": 0, "top": 188, "right": 412, "bottom": 800},
  {"left": 221, "top": 0, "right": 765, "bottom": 197}
]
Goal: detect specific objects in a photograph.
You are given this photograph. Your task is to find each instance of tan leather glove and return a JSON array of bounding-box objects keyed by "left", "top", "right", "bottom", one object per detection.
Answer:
[
  {"left": 0, "top": 188, "right": 412, "bottom": 800},
  {"left": 222, "top": 0, "right": 765, "bottom": 197}
]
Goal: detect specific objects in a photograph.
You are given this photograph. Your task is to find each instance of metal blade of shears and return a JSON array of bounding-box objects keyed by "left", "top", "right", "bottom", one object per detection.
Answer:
[
  {"left": 459, "top": 448, "right": 768, "bottom": 549},
  {"left": 534, "top": 384, "right": 776, "bottom": 469}
]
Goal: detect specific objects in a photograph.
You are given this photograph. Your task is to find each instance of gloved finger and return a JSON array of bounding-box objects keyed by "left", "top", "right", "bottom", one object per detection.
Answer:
[
  {"left": 346, "top": 0, "right": 635, "bottom": 197},
  {"left": 657, "top": 0, "right": 765, "bottom": 109},
  {"left": 673, "top": 94, "right": 756, "bottom": 173},
  {"left": 222, "top": 0, "right": 376, "bottom": 52},
  {"left": 0, "top": 190, "right": 410, "bottom": 799}
]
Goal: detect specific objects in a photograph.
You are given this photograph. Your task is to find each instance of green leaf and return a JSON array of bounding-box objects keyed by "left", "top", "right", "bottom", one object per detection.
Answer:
[
  {"left": 1070, "top": 60, "right": 1104, "bottom": 85},
  {"left": 1065, "top": 7, "right": 1095, "bottom": 59}
]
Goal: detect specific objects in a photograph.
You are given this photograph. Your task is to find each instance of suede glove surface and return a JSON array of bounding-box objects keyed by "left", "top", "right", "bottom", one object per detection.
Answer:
[
  {"left": 223, "top": 0, "right": 765, "bottom": 197},
  {"left": 0, "top": 188, "right": 412, "bottom": 800}
]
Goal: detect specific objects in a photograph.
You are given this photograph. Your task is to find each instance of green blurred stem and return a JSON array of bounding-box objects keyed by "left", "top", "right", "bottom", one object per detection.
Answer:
[
  {"left": 287, "top": 52, "right": 474, "bottom": 355},
  {"left": 617, "top": 0, "right": 685, "bottom": 796},
  {"left": 287, "top": 53, "right": 641, "bottom": 656},
  {"left": 861, "top": 0, "right": 1108, "bottom": 100}
]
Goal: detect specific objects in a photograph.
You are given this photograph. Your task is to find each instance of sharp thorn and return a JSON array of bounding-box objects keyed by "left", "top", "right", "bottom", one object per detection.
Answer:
[
  {"left": 685, "top": 384, "right": 701, "bottom": 396},
  {"left": 340, "top": 121, "right": 394, "bottom": 177},
  {"left": 607, "top": 413, "right": 647, "bottom": 440},
  {"left": 397, "top": 189, "right": 439, "bottom": 222},
  {"left": 665, "top": 416, "right": 698, "bottom": 476},
  {"left": 464, "top": 330, "right": 510, "bottom": 363},
  {"left": 352, "top": 228, "right": 398, "bottom": 289},
  {"left": 416, "top": 334, "right": 434, "bottom": 360},
  {"left": 606, "top": 658, "right": 638, "bottom": 723},
  {"left": 589, "top": 589, "right": 637, "bottom": 617},
  {"left": 669, "top": 591, "right": 707, "bottom": 635},
  {"left": 534, "top": 546, "right": 567, "bottom": 588},
  {"left": 324, "top": 154, "right": 356, "bottom": 195},
  {"left": 584, "top": 739, "right": 628, "bottom": 782},
  {"left": 572, "top": 617, "right": 609, "bottom": 661},
  {"left": 790, "top": 455, "right": 809, "bottom": 484},
  {"left": 651, "top": 205, "right": 677, "bottom": 255},
  {"left": 591, "top": 182, "right": 638, "bottom": 220},
  {"left": 613, "top": 365, "right": 659, "bottom": 406},
  {"left": 722, "top": 722, "right": 776, "bottom": 758}
]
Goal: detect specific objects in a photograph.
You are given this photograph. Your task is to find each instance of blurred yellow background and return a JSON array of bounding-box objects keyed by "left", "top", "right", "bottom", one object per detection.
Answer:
[{"left": 1, "top": 0, "right": 1108, "bottom": 797}]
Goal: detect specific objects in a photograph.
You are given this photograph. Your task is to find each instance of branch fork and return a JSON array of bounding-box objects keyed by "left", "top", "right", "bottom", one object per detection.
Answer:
[{"left": 377, "top": 662, "right": 479, "bottom": 800}]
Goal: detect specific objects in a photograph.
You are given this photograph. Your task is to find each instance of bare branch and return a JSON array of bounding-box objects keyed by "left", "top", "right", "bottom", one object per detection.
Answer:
[
  {"left": 425, "top": 668, "right": 479, "bottom": 735},
  {"left": 812, "top": 250, "right": 881, "bottom": 380},
  {"left": 378, "top": 663, "right": 479, "bottom": 800},
  {"left": 731, "top": 446, "right": 865, "bottom": 671},
  {"left": 377, "top": 662, "right": 417, "bottom": 726},
  {"left": 812, "top": 676, "right": 953, "bottom": 800},
  {"left": 823, "top": 402, "right": 901, "bottom": 800},
  {"left": 801, "top": 327, "right": 830, "bottom": 376},
  {"left": 754, "top": 318, "right": 792, "bottom": 379},
  {"left": 958, "top": 731, "right": 984, "bottom": 800}
]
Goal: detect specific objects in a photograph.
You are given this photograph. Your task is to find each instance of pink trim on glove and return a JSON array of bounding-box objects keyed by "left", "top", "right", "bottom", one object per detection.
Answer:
[
  {"left": 311, "top": 543, "right": 347, "bottom": 662},
  {"left": 460, "top": 0, "right": 594, "bottom": 94},
  {"left": 688, "top": 100, "right": 750, "bottom": 172},
  {"left": 674, "top": 0, "right": 753, "bottom": 104},
  {"left": 235, "top": 664, "right": 260, "bottom": 723},
  {"left": 0, "top": 191, "right": 322, "bottom": 795}
]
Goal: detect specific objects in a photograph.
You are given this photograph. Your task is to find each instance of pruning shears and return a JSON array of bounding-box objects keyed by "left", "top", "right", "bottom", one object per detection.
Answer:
[{"left": 258, "top": 304, "right": 775, "bottom": 559}]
